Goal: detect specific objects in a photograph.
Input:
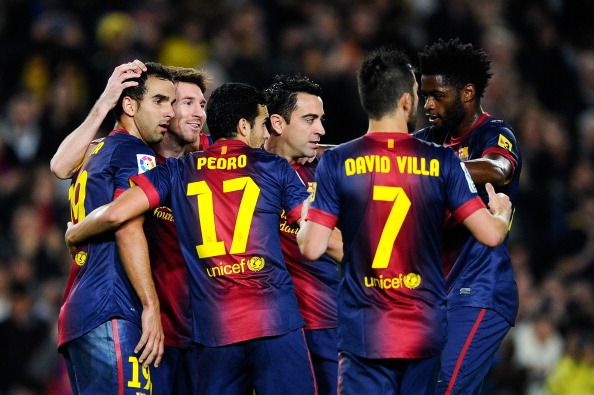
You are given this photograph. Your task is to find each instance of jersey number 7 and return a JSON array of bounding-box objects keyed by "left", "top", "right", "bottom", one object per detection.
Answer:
[
  {"left": 371, "top": 186, "right": 411, "bottom": 269},
  {"left": 187, "top": 176, "right": 260, "bottom": 258}
]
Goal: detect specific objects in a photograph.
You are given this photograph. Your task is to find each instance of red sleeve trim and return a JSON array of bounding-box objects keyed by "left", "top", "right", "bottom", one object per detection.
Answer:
[
  {"left": 286, "top": 204, "right": 303, "bottom": 224},
  {"left": 306, "top": 207, "right": 338, "bottom": 229},
  {"left": 482, "top": 147, "right": 517, "bottom": 174},
  {"left": 452, "top": 197, "right": 486, "bottom": 223},
  {"left": 129, "top": 174, "right": 161, "bottom": 208},
  {"left": 114, "top": 188, "right": 125, "bottom": 200}
]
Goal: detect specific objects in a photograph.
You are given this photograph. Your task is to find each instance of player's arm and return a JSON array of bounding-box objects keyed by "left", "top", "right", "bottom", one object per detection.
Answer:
[
  {"left": 65, "top": 186, "right": 151, "bottom": 245},
  {"left": 462, "top": 183, "right": 512, "bottom": 247},
  {"left": 326, "top": 227, "right": 343, "bottom": 262},
  {"left": 115, "top": 216, "right": 163, "bottom": 368},
  {"left": 463, "top": 153, "right": 513, "bottom": 186},
  {"left": 298, "top": 219, "right": 333, "bottom": 262},
  {"left": 50, "top": 60, "right": 146, "bottom": 179}
]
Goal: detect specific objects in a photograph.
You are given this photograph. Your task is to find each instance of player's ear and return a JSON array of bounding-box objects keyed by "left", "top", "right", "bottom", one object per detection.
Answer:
[
  {"left": 237, "top": 118, "right": 250, "bottom": 138},
  {"left": 122, "top": 96, "right": 137, "bottom": 116},
  {"left": 400, "top": 92, "right": 412, "bottom": 113},
  {"left": 462, "top": 83, "right": 476, "bottom": 103},
  {"left": 269, "top": 114, "right": 285, "bottom": 136}
]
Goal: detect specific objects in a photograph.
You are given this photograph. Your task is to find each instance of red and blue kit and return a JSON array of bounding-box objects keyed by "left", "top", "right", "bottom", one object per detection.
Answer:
[
  {"left": 306, "top": 132, "right": 485, "bottom": 359},
  {"left": 131, "top": 139, "right": 309, "bottom": 347},
  {"left": 415, "top": 114, "right": 521, "bottom": 324},
  {"left": 144, "top": 153, "right": 192, "bottom": 349},
  {"left": 59, "top": 130, "right": 157, "bottom": 348},
  {"left": 281, "top": 160, "right": 338, "bottom": 330}
]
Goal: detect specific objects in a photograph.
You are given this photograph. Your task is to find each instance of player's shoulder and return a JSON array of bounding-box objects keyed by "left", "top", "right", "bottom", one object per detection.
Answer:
[{"left": 479, "top": 116, "right": 517, "bottom": 137}]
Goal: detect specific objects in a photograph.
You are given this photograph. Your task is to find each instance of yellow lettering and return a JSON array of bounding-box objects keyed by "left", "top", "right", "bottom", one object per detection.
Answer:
[
  {"left": 396, "top": 156, "right": 407, "bottom": 173},
  {"left": 345, "top": 158, "right": 355, "bottom": 175},
  {"left": 197, "top": 155, "right": 247, "bottom": 170},
  {"left": 420, "top": 158, "right": 429, "bottom": 175},
  {"left": 356, "top": 157, "right": 366, "bottom": 174},
  {"left": 381, "top": 156, "right": 390, "bottom": 172},
  {"left": 430, "top": 159, "right": 439, "bottom": 176}
]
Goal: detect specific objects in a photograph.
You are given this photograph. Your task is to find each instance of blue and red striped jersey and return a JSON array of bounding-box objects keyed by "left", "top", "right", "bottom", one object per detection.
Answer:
[
  {"left": 59, "top": 130, "right": 156, "bottom": 348},
  {"left": 415, "top": 114, "right": 522, "bottom": 324},
  {"left": 143, "top": 153, "right": 192, "bottom": 348},
  {"left": 279, "top": 160, "right": 338, "bottom": 330},
  {"left": 131, "top": 139, "right": 309, "bottom": 347},
  {"left": 307, "top": 132, "right": 485, "bottom": 359}
]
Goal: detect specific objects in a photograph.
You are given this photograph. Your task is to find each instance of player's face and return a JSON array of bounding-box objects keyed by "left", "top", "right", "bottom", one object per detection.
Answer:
[
  {"left": 421, "top": 74, "right": 465, "bottom": 132},
  {"left": 136, "top": 76, "right": 176, "bottom": 145},
  {"left": 169, "top": 82, "right": 206, "bottom": 145},
  {"left": 283, "top": 93, "right": 325, "bottom": 161},
  {"left": 247, "top": 104, "right": 270, "bottom": 149}
]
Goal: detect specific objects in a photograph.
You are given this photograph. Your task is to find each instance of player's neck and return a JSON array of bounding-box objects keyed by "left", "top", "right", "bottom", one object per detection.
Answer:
[
  {"left": 452, "top": 106, "right": 484, "bottom": 138},
  {"left": 115, "top": 120, "right": 144, "bottom": 142},
  {"left": 154, "top": 133, "right": 187, "bottom": 159},
  {"left": 265, "top": 137, "right": 296, "bottom": 163},
  {"left": 368, "top": 116, "right": 409, "bottom": 134}
]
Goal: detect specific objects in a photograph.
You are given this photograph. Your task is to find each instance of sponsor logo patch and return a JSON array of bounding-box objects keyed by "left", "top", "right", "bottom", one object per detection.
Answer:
[
  {"left": 137, "top": 154, "right": 156, "bottom": 174},
  {"left": 497, "top": 134, "right": 513, "bottom": 151}
]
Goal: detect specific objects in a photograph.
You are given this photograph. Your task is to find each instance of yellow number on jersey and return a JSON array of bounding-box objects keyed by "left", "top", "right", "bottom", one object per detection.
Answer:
[
  {"left": 68, "top": 170, "right": 88, "bottom": 222},
  {"left": 371, "top": 186, "right": 411, "bottom": 269},
  {"left": 187, "top": 176, "right": 261, "bottom": 258},
  {"left": 127, "top": 356, "right": 152, "bottom": 392}
]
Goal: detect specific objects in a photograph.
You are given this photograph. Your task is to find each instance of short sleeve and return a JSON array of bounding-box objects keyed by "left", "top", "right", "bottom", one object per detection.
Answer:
[
  {"left": 480, "top": 125, "right": 520, "bottom": 174},
  {"left": 280, "top": 160, "right": 310, "bottom": 224},
  {"left": 443, "top": 149, "right": 486, "bottom": 223},
  {"left": 130, "top": 157, "right": 178, "bottom": 209},
  {"left": 307, "top": 150, "right": 340, "bottom": 229},
  {"left": 110, "top": 141, "right": 157, "bottom": 199}
]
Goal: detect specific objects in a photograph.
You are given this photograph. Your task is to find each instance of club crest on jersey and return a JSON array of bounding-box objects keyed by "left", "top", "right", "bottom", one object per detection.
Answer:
[
  {"left": 457, "top": 146, "right": 469, "bottom": 160},
  {"left": 497, "top": 134, "right": 513, "bottom": 151},
  {"left": 74, "top": 251, "right": 87, "bottom": 266},
  {"left": 247, "top": 256, "right": 265, "bottom": 272},
  {"left": 307, "top": 182, "right": 317, "bottom": 202},
  {"left": 137, "top": 154, "right": 156, "bottom": 174}
]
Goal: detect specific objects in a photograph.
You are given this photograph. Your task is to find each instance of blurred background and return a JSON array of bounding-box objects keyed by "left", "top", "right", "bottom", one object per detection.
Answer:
[{"left": 0, "top": 0, "right": 593, "bottom": 394}]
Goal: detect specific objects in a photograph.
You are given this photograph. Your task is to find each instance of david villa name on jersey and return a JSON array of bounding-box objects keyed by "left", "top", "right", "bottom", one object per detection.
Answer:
[{"left": 344, "top": 155, "right": 440, "bottom": 177}]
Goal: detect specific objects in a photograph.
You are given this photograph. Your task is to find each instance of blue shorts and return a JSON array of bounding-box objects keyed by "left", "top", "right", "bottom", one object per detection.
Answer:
[
  {"left": 192, "top": 328, "right": 316, "bottom": 395},
  {"left": 63, "top": 319, "right": 152, "bottom": 395},
  {"left": 305, "top": 328, "right": 338, "bottom": 395},
  {"left": 438, "top": 307, "right": 511, "bottom": 395},
  {"left": 151, "top": 345, "right": 195, "bottom": 395},
  {"left": 338, "top": 351, "right": 440, "bottom": 395}
]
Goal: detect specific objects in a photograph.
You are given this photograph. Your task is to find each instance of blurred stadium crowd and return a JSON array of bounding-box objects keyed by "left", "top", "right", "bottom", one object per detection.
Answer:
[{"left": 0, "top": 0, "right": 593, "bottom": 394}]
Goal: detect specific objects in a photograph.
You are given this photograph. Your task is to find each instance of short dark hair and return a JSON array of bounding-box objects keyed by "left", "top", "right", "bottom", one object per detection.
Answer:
[
  {"left": 357, "top": 48, "right": 415, "bottom": 120},
  {"left": 264, "top": 74, "right": 321, "bottom": 123},
  {"left": 167, "top": 66, "right": 208, "bottom": 93},
  {"left": 419, "top": 38, "right": 493, "bottom": 98},
  {"left": 112, "top": 61, "right": 174, "bottom": 120},
  {"left": 206, "top": 82, "right": 265, "bottom": 141}
]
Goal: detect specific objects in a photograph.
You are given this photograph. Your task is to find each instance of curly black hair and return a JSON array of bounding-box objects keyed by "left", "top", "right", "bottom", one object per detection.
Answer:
[{"left": 419, "top": 38, "right": 493, "bottom": 98}]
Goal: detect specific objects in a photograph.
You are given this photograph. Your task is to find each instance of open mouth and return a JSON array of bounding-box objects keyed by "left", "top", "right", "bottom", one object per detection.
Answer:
[{"left": 426, "top": 114, "right": 439, "bottom": 124}]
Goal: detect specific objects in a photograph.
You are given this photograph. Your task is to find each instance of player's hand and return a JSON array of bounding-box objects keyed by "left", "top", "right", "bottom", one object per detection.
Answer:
[
  {"left": 65, "top": 221, "right": 77, "bottom": 253},
  {"left": 299, "top": 197, "right": 312, "bottom": 228},
  {"left": 97, "top": 60, "right": 147, "bottom": 111},
  {"left": 485, "top": 182, "right": 512, "bottom": 224},
  {"left": 135, "top": 304, "right": 164, "bottom": 368}
]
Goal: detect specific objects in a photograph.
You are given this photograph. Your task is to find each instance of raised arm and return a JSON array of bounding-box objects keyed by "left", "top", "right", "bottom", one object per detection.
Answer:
[
  {"left": 463, "top": 182, "right": 512, "bottom": 247},
  {"left": 50, "top": 60, "right": 147, "bottom": 179}
]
